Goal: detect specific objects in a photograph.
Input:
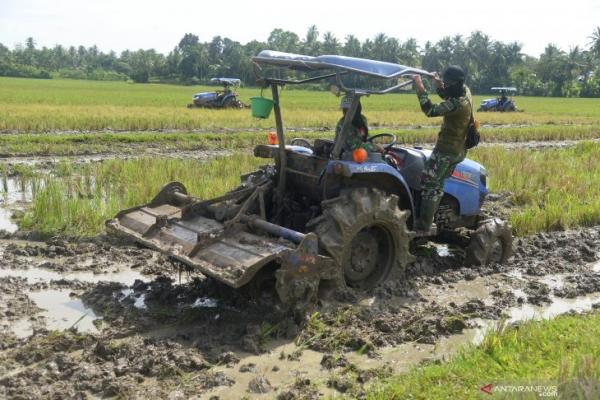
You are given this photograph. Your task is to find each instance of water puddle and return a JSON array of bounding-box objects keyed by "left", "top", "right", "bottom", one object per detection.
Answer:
[
  {"left": 1, "top": 264, "right": 148, "bottom": 338},
  {"left": 0, "top": 264, "right": 146, "bottom": 286},
  {"left": 13, "top": 290, "right": 101, "bottom": 338},
  {"left": 435, "top": 244, "right": 451, "bottom": 257},
  {"left": 507, "top": 292, "right": 600, "bottom": 323},
  {"left": 420, "top": 275, "right": 491, "bottom": 305},
  {"left": 0, "top": 207, "right": 18, "bottom": 233},
  {"left": 0, "top": 175, "right": 34, "bottom": 233},
  {"left": 2, "top": 176, "right": 33, "bottom": 201},
  {"left": 119, "top": 289, "right": 149, "bottom": 310},
  {"left": 192, "top": 297, "right": 218, "bottom": 308}
]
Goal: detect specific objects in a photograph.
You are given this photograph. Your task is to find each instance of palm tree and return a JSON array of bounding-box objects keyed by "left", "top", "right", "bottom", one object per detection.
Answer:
[
  {"left": 322, "top": 32, "right": 339, "bottom": 55},
  {"left": 588, "top": 26, "right": 600, "bottom": 59}
]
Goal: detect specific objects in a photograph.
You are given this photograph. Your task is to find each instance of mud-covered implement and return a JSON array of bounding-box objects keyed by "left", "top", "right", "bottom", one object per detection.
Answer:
[{"left": 106, "top": 178, "right": 338, "bottom": 309}]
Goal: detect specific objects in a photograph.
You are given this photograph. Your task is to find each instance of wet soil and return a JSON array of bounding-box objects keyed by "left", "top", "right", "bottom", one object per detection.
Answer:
[
  {"left": 0, "top": 179, "right": 599, "bottom": 398},
  {"left": 0, "top": 221, "right": 599, "bottom": 399},
  {"left": 0, "top": 149, "right": 232, "bottom": 167},
  {"left": 0, "top": 134, "right": 597, "bottom": 162}
]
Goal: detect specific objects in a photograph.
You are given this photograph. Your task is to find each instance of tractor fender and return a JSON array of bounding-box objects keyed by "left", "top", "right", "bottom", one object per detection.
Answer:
[
  {"left": 443, "top": 159, "right": 488, "bottom": 216},
  {"left": 326, "top": 161, "right": 415, "bottom": 222}
]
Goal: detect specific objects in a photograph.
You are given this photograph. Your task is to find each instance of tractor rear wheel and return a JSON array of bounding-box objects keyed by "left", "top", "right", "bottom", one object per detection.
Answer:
[
  {"left": 307, "top": 188, "right": 414, "bottom": 289},
  {"left": 466, "top": 218, "right": 513, "bottom": 265},
  {"left": 223, "top": 97, "right": 242, "bottom": 108}
]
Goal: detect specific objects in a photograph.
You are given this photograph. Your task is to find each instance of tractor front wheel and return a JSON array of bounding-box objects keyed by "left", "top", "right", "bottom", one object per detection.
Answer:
[
  {"left": 466, "top": 218, "right": 513, "bottom": 265},
  {"left": 308, "top": 188, "right": 414, "bottom": 290}
]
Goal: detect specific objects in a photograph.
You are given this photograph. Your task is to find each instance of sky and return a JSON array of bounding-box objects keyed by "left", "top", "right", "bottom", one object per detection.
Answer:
[{"left": 1, "top": 0, "right": 599, "bottom": 58}]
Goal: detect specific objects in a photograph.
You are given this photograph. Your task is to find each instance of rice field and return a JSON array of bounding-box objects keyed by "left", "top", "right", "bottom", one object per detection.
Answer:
[
  {"left": 15, "top": 154, "right": 266, "bottom": 237},
  {"left": 1, "top": 77, "right": 600, "bottom": 133},
  {"left": 4, "top": 142, "right": 599, "bottom": 237}
]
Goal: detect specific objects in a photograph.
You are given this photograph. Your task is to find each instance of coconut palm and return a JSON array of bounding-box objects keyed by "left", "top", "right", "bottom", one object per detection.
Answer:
[{"left": 588, "top": 26, "right": 600, "bottom": 59}]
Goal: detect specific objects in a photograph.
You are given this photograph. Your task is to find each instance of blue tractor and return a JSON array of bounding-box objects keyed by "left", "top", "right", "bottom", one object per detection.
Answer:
[
  {"left": 108, "top": 51, "right": 512, "bottom": 311},
  {"left": 187, "top": 77, "right": 247, "bottom": 109},
  {"left": 478, "top": 87, "right": 518, "bottom": 112}
]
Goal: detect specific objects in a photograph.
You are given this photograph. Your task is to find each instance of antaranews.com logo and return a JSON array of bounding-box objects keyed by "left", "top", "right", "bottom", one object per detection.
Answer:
[{"left": 480, "top": 383, "right": 558, "bottom": 397}]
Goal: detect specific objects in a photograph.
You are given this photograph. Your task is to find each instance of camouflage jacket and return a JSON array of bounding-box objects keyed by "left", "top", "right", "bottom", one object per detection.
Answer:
[
  {"left": 417, "top": 85, "right": 472, "bottom": 155},
  {"left": 334, "top": 115, "right": 376, "bottom": 152}
]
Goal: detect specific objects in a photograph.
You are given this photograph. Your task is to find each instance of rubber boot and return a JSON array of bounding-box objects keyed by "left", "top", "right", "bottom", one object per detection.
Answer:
[{"left": 414, "top": 197, "right": 439, "bottom": 235}]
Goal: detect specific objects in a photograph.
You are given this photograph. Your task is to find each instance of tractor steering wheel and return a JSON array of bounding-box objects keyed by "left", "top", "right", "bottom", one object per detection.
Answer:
[
  {"left": 367, "top": 133, "right": 397, "bottom": 153},
  {"left": 290, "top": 138, "right": 312, "bottom": 148}
]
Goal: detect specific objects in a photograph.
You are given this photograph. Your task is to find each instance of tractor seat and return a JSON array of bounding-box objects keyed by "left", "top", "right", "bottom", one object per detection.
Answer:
[{"left": 313, "top": 139, "right": 334, "bottom": 158}]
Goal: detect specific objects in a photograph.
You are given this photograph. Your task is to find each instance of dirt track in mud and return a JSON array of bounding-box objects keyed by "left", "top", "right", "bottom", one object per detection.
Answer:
[
  {"left": 1, "top": 215, "right": 599, "bottom": 399},
  {"left": 0, "top": 122, "right": 570, "bottom": 136},
  {"left": 0, "top": 133, "right": 598, "bottom": 162}
]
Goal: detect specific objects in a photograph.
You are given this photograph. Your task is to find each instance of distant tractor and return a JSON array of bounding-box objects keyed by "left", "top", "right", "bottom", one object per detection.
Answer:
[
  {"left": 187, "top": 77, "right": 247, "bottom": 109},
  {"left": 478, "top": 87, "right": 519, "bottom": 112}
]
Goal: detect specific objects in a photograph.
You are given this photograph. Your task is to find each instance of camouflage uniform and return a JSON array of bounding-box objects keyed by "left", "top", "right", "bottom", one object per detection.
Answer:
[
  {"left": 335, "top": 116, "right": 376, "bottom": 153},
  {"left": 415, "top": 85, "right": 472, "bottom": 231}
]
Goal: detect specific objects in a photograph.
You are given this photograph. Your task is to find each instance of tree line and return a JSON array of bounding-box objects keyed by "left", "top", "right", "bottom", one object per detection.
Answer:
[{"left": 1, "top": 26, "right": 600, "bottom": 97}]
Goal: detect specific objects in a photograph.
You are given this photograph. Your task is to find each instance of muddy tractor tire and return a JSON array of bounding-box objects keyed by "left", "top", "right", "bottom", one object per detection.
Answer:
[
  {"left": 308, "top": 188, "right": 414, "bottom": 290},
  {"left": 466, "top": 218, "right": 513, "bottom": 266}
]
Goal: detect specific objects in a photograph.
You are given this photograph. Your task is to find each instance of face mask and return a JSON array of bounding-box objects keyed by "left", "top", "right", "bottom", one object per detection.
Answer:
[{"left": 443, "top": 82, "right": 463, "bottom": 98}]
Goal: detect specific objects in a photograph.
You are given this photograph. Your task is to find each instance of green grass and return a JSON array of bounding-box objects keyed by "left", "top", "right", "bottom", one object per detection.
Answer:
[
  {"left": 472, "top": 142, "right": 600, "bottom": 235},
  {"left": 367, "top": 312, "right": 600, "bottom": 399},
  {"left": 5, "top": 142, "right": 600, "bottom": 237},
  {"left": 1, "top": 77, "right": 600, "bottom": 133},
  {"left": 17, "top": 153, "right": 265, "bottom": 237}
]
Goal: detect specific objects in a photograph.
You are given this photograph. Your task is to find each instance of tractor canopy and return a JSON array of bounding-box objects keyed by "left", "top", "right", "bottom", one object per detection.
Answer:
[
  {"left": 252, "top": 50, "right": 433, "bottom": 80},
  {"left": 491, "top": 87, "right": 517, "bottom": 92},
  {"left": 252, "top": 50, "right": 435, "bottom": 161},
  {"left": 210, "top": 77, "right": 241, "bottom": 86}
]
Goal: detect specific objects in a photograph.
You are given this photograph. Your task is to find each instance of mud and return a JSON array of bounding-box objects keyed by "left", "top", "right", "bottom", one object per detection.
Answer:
[
  {"left": 0, "top": 149, "right": 232, "bottom": 167},
  {"left": 1, "top": 223, "right": 600, "bottom": 397},
  {"left": 0, "top": 133, "right": 597, "bottom": 165}
]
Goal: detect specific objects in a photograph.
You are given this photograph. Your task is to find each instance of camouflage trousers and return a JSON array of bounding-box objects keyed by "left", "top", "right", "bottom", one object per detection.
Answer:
[{"left": 421, "top": 149, "right": 466, "bottom": 202}]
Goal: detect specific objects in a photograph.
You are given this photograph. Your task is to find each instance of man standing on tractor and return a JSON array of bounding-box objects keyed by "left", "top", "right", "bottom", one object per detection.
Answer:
[{"left": 412, "top": 66, "right": 472, "bottom": 234}]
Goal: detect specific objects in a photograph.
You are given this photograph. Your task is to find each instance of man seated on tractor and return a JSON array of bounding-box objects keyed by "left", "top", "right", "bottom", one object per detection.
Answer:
[
  {"left": 498, "top": 90, "right": 508, "bottom": 109},
  {"left": 335, "top": 95, "right": 382, "bottom": 154}
]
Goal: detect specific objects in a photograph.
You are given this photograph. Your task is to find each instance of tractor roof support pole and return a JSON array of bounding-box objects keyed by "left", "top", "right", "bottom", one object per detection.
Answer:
[
  {"left": 271, "top": 83, "right": 287, "bottom": 199},
  {"left": 331, "top": 93, "right": 361, "bottom": 160}
]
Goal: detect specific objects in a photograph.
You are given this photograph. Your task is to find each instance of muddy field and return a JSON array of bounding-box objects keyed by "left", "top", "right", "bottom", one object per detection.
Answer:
[
  {"left": 1, "top": 148, "right": 600, "bottom": 399},
  {"left": 0, "top": 214, "right": 598, "bottom": 398}
]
